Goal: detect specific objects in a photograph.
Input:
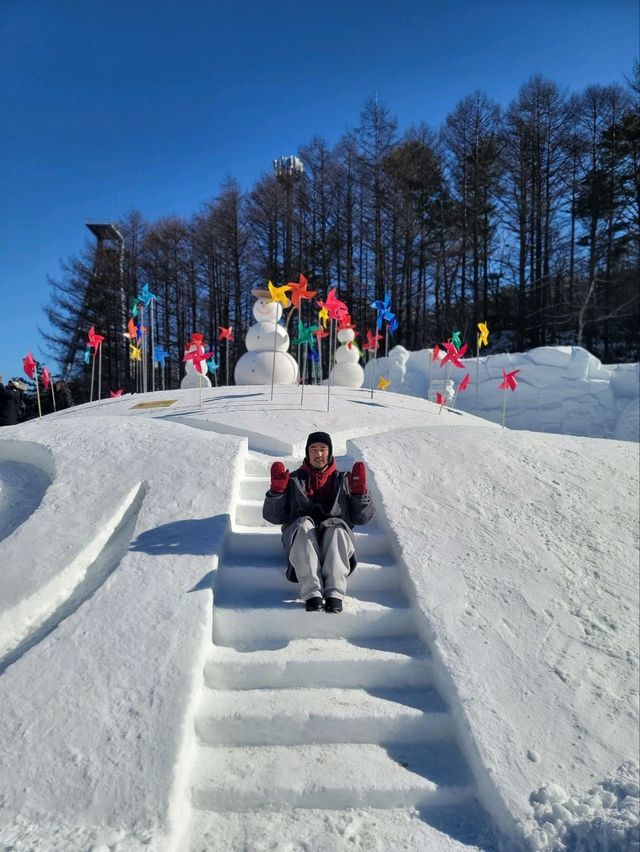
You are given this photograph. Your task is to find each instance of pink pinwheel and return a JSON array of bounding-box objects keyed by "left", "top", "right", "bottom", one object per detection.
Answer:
[
  {"left": 110, "top": 389, "right": 124, "bottom": 397},
  {"left": 184, "top": 349, "right": 214, "bottom": 368},
  {"left": 23, "top": 352, "right": 37, "bottom": 379},
  {"left": 313, "top": 327, "right": 329, "bottom": 340},
  {"left": 431, "top": 344, "right": 441, "bottom": 362},
  {"left": 363, "top": 329, "right": 383, "bottom": 351},
  {"left": 219, "top": 326, "right": 234, "bottom": 341},
  {"left": 499, "top": 369, "right": 521, "bottom": 391},
  {"left": 458, "top": 373, "right": 471, "bottom": 392},
  {"left": 440, "top": 341, "right": 468, "bottom": 369},
  {"left": 41, "top": 366, "right": 51, "bottom": 391}
]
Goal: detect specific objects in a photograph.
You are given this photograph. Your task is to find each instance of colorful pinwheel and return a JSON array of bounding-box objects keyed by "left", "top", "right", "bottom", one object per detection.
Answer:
[
  {"left": 371, "top": 293, "right": 395, "bottom": 331},
  {"left": 451, "top": 330, "right": 462, "bottom": 349},
  {"left": 87, "top": 326, "right": 105, "bottom": 349},
  {"left": 22, "top": 352, "right": 36, "bottom": 379},
  {"left": 218, "top": 326, "right": 234, "bottom": 341},
  {"left": 440, "top": 342, "right": 468, "bottom": 369},
  {"left": 154, "top": 345, "right": 169, "bottom": 367},
  {"left": 377, "top": 376, "right": 391, "bottom": 391},
  {"left": 499, "top": 368, "right": 521, "bottom": 428},
  {"left": 287, "top": 273, "right": 317, "bottom": 310},
  {"left": 138, "top": 282, "right": 157, "bottom": 306},
  {"left": 324, "top": 288, "right": 349, "bottom": 321},
  {"left": 477, "top": 322, "right": 489, "bottom": 348},
  {"left": 268, "top": 280, "right": 291, "bottom": 308},
  {"left": 363, "top": 329, "right": 383, "bottom": 352},
  {"left": 41, "top": 366, "right": 51, "bottom": 392},
  {"left": 317, "top": 305, "right": 330, "bottom": 329},
  {"left": 499, "top": 368, "right": 520, "bottom": 391},
  {"left": 292, "top": 320, "right": 319, "bottom": 348},
  {"left": 129, "top": 344, "right": 142, "bottom": 361},
  {"left": 110, "top": 389, "right": 124, "bottom": 397}
]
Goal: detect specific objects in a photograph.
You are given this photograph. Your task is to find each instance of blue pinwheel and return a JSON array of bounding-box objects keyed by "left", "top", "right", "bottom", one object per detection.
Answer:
[
  {"left": 206, "top": 356, "right": 219, "bottom": 374},
  {"left": 138, "top": 282, "right": 157, "bottom": 306},
  {"left": 388, "top": 314, "right": 399, "bottom": 335},
  {"left": 154, "top": 344, "right": 169, "bottom": 367},
  {"left": 371, "top": 292, "right": 396, "bottom": 331},
  {"left": 308, "top": 348, "right": 320, "bottom": 362},
  {"left": 83, "top": 346, "right": 91, "bottom": 365}
]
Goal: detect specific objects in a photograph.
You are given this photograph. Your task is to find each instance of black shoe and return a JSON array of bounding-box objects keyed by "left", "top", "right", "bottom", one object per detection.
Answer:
[
  {"left": 324, "top": 597, "right": 343, "bottom": 613},
  {"left": 305, "top": 597, "right": 324, "bottom": 612}
]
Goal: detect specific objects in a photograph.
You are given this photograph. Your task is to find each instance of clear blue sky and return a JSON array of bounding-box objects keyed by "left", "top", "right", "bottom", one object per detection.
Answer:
[{"left": 0, "top": 0, "right": 637, "bottom": 382}]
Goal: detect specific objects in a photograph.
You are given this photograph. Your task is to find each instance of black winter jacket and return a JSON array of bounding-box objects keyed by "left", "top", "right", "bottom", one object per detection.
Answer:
[
  {"left": 0, "top": 383, "right": 21, "bottom": 426},
  {"left": 262, "top": 466, "right": 375, "bottom": 581}
]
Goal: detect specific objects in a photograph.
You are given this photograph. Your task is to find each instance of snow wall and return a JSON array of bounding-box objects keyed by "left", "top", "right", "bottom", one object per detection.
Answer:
[{"left": 362, "top": 346, "right": 639, "bottom": 443}]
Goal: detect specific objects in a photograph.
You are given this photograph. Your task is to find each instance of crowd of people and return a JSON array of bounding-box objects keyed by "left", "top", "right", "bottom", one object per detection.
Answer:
[{"left": 0, "top": 376, "right": 73, "bottom": 427}]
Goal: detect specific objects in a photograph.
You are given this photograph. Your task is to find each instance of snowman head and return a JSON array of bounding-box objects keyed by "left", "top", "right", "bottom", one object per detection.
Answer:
[
  {"left": 337, "top": 327, "right": 356, "bottom": 344},
  {"left": 251, "top": 288, "right": 283, "bottom": 323}
]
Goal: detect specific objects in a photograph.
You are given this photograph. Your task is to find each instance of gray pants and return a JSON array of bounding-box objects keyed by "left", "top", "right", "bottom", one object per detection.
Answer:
[{"left": 287, "top": 517, "right": 354, "bottom": 601}]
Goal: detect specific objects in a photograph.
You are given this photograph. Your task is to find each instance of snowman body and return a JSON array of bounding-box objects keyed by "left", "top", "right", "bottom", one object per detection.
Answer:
[
  {"left": 180, "top": 341, "right": 212, "bottom": 389},
  {"left": 234, "top": 298, "right": 298, "bottom": 385},
  {"left": 329, "top": 327, "right": 364, "bottom": 388}
]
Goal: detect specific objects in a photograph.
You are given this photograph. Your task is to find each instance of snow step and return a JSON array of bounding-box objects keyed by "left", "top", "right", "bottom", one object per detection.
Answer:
[
  {"left": 212, "top": 590, "right": 413, "bottom": 645},
  {"left": 239, "top": 476, "right": 270, "bottom": 501},
  {"left": 191, "top": 742, "right": 475, "bottom": 812},
  {"left": 243, "top": 456, "right": 299, "bottom": 477},
  {"left": 225, "top": 526, "right": 390, "bottom": 558},
  {"left": 203, "top": 636, "right": 434, "bottom": 689},
  {"left": 194, "top": 686, "right": 452, "bottom": 746},
  {"left": 217, "top": 554, "right": 400, "bottom": 593}
]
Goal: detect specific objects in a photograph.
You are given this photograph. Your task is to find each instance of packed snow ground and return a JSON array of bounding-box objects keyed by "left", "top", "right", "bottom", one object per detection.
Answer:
[{"left": 0, "top": 383, "right": 638, "bottom": 851}]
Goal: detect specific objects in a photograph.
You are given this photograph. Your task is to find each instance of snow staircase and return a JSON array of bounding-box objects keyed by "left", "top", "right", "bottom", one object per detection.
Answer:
[{"left": 183, "top": 451, "right": 495, "bottom": 848}]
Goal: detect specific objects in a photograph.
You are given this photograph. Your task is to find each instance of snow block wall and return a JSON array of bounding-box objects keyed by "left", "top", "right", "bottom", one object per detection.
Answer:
[{"left": 363, "top": 346, "right": 640, "bottom": 442}]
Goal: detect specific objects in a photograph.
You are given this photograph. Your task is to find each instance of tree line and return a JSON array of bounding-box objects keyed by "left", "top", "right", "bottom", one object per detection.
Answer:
[{"left": 43, "top": 68, "right": 639, "bottom": 401}]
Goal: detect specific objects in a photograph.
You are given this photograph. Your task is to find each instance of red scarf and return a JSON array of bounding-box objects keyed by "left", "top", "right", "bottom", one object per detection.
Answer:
[{"left": 301, "top": 459, "right": 337, "bottom": 504}]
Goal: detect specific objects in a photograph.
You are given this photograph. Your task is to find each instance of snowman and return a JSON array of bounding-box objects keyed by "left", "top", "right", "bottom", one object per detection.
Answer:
[
  {"left": 180, "top": 334, "right": 212, "bottom": 389},
  {"left": 234, "top": 289, "right": 299, "bottom": 385},
  {"left": 329, "top": 318, "right": 364, "bottom": 388}
]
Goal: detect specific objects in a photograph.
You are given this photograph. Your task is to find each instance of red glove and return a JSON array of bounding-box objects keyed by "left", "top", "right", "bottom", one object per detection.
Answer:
[
  {"left": 348, "top": 461, "right": 367, "bottom": 496},
  {"left": 270, "top": 461, "right": 290, "bottom": 493}
]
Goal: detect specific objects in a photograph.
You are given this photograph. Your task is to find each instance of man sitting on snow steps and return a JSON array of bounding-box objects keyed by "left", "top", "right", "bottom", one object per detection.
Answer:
[{"left": 262, "top": 431, "right": 375, "bottom": 613}]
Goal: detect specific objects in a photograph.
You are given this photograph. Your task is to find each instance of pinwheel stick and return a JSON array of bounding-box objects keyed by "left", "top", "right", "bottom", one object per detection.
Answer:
[
  {"left": 300, "top": 343, "right": 308, "bottom": 406},
  {"left": 90, "top": 348, "right": 96, "bottom": 403},
  {"left": 476, "top": 335, "right": 480, "bottom": 413},
  {"left": 501, "top": 389, "right": 508, "bottom": 429},
  {"left": 34, "top": 366, "right": 42, "bottom": 418},
  {"left": 326, "top": 319, "right": 334, "bottom": 412},
  {"left": 50, "top": 381, "right": 57, "bottom": 413},
  {"left": 385, "top": 325, "right": 389, "bottom": 359},
  {"left": 98, "top": 341, "right": 103, "bottom": 403},
  {"left": 225, "top": 340, "right": 230, "bottom": 387},
  {"left": 199, "top": 368, "right": 203, "bottom": 408},
  {"left": 369, "top": 338, "right": 379, "bottom": 399},
  {"left": 150, "top": 301, "right": 155, "bottom": 393},
  {"left": 270, "top": 316, "right": 278, "bottom": 401}
]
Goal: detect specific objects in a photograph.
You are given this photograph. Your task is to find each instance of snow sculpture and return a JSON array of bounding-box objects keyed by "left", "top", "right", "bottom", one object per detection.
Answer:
[
  {"left": 234, "top": 289, "right": 298, "bottom": 385},
  {"left": 329, "top": 322, "right": 364, "bottom": 388},
  {"left": 181, "top": 335, "right": 212, "bottom": 389}
]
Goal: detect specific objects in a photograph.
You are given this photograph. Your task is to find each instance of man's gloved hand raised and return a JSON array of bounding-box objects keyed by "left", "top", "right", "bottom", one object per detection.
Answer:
[
  {"left": 270, "top": 461, "right": 290, "bottom": 493},
  {"left": 348, "top": 461, "right": 367, "bottom": 496}
]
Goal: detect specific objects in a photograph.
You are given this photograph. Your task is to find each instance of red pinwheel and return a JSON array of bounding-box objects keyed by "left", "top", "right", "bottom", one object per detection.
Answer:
[
  {"left": 110, "top": 389, "right": 124, "bottom": 397},
  {"left": 458, "top": 373, "right": 471, "bottom": 392},
  {"left": 287, "top": 273, "right": 317, "bottom": 310},
  {"left": 431, "top": 344, "right": 441, "bottom": 362},
  {"left": 190, "top": 332, "right": 205, "bottom": 347},
  {"left": 41, "top": 366, "right": 51, "bottom": 392},
  {"left": 363, "top": 329, "right": 383, "bottom": 351},
  {"left": 23, "top": 352, "right": 37, "bottom": 379},
  {"left": 313, "top": 327, "right": 329, "bottom": 340},
  {"left": 440, "top": 341, "right": 468, "bottom": 369},
  {"left": 87, "top": 326, "right": 105, "bottom": 349},
  {"left": 219, "top": 326, "right": 234, "bottom": 341},
  {"left": 436, "top": 392, "right": 445, "bottom": 406},
  {"left": 125, "top": 318, "right": 137, "bottom": 340},
  {"left": 499, "top": 369, "right": 521, "bottom": 391},
  {"left": 184, "top": 349, "right": 214, "bottom": 368},
  {"left": 323, "top": 288, "right": 349, "bottom": 322}
]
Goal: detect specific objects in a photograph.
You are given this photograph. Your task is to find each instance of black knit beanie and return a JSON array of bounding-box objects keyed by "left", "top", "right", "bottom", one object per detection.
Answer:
[{"left": 305, "top": 431, "right": 333, "bottom": 461}]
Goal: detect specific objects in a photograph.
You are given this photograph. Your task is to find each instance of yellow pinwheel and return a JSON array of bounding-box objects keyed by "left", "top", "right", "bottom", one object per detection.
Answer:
[
  {"left": 268, "top": 280, "right": 291, "bottom": 308},
  {"left": 318, "top": 305, "right": 330, "bottom": 329},
  {"left": 377, "top": 376, "right": 391, "bottom": 391},
  {"left": 129, "top": 344, "right": 142, "bottom": 361},
  {"left": 477, "top": 322, "right": 489, "bottom": 348}
]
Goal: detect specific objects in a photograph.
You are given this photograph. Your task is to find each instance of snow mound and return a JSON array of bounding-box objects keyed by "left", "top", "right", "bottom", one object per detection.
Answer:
[{"left": 529, "top": 762, "right": 640, "bottom": 850}]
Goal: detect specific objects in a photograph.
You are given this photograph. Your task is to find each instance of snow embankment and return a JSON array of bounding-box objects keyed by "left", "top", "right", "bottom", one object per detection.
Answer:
[
  {"left": 363, "top": 345, "right": 640, "bottom": 442},
  {"left": 354, "top": 425, "right": 639, "bottom": 848}
]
